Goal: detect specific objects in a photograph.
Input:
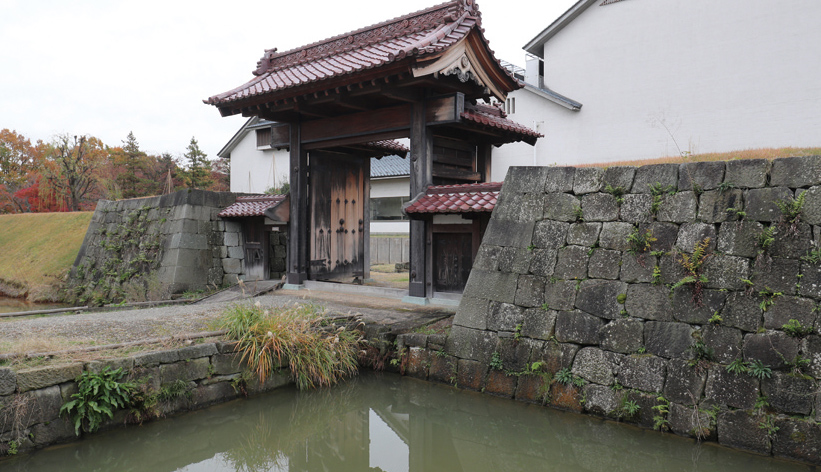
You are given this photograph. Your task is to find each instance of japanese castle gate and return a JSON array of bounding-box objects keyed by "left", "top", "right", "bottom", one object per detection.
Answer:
[{"left": 207, "top": 0, "right": 538, "bottom": 300}]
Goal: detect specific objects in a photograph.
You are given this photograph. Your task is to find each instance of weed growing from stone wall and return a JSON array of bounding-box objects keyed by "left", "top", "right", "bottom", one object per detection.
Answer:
[
  {"left": 672, "top": 237, "right": 711, "bottom": 306},
  {"left": 775, "top": 190, "right": 806, "bottom": 237},
  {"left": 60, "top": 367, "right": 134, "bottom": 435}
]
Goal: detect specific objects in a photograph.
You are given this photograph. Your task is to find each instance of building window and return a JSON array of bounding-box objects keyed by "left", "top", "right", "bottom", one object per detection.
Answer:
[
  {"left": 371, "top": 197, "right": 409, "bottom": 221},
  {"left": 505, "top": 97, "right": 516, "bottom": 114},
  {"left": 255, "top": 128, "right": 272, "bottom": 148}
]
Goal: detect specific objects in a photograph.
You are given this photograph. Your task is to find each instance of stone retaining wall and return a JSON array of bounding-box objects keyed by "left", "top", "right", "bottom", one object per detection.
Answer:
[
  {"left": 0, "top": 342, "right": 291, "bottom": 456},
  {"left": 402, "top": 157, "right": 821, "bottom": 466}
]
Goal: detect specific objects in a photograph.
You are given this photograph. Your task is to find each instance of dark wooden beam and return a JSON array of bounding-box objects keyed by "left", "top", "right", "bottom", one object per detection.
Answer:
[
  {"left": 287, "top": 121, "right": 308, "bottom": 285},
  {"left": 432, "top": 164, "right": 481, "bottom": 182},
  {"left": 409, "top": 100, "right": 433, "bottom": 299},
  {"left": 270, "top": 124, "right": 290, "bottom": 148}
]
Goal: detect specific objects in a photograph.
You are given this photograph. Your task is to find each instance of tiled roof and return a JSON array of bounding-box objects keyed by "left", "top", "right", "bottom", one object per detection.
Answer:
[
  {"left": 371, "top": 155, "right": 410, "bottom": 178},
  {"left": 364, "top": 140, "right": 410, "bottom": 156},
  {"left": 461, "top": 103, "right": 543, "bottom": 144},
  {"left": 206, "top": 1, "right": 505, "bottom": 107},
  {"left": 405, "top": 182, "right": 502, "bottom": 215},
  {"left": 218, "top": 195, "right": 286, "bottom": 218}
]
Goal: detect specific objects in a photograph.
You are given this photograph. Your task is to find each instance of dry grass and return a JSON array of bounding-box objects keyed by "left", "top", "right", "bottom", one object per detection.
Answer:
[
  {"left": 577, "top": 147, "right": 821, "bottom": 168},
  {"left": 0, "top": 212, "right": 93, "bottom": 299}
]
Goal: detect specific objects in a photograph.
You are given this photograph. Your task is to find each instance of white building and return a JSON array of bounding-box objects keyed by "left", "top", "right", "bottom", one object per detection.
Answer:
[{"left": 495, "top": 0, "right": 821, "bottom": 175}]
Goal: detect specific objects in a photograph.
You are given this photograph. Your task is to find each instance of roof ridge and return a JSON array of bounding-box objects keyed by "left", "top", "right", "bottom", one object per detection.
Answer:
[{"left": 252, "top": 1, "right": 482, "bottom": 76}]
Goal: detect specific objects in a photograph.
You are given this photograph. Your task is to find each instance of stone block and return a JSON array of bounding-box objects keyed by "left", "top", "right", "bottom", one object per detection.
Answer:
[
  {"left": 669, "top": 402, "right": 714, "bottom": 439},
  {"left": 582, "top": 383, "right": 621, "bottom": 417},
  {"left": 133, "top": 349, "right": 180, "bottom": 367},
  {"left": 679, "top": 161, "right": 725, "bottom": 191},
  {"left": 717, "top": 409, "right": 771, "bottom": 456},
  {"left": 445, "top": 326, "right": 497, "bottom": 363},
  {"left": 543, "top": 279, "right": 577, "bottom": 311},
  {"left": 0, "top": 368, "right": 16, "bottom": 395},
  {"left": 657, "top": 192, "right": 697, "bottom": 223},
  {"left": 619, "top": 193, "right": 653, "bottom": 223},
  {"left": 602, "top": 166, "right": 636, "bottom": 192},
  {"left": 191, "top": 382, "right": 237, "bottom": 407},
  {"left": 745, "top": 187, "right": 794, "bottom": 222},
  {"left": 399, "top": 333, "right": 427, "bottom": 349},
  {"left": 482, "top": 219, "right": 535, "bottom": 248},
  {"left": 598, "top": 222, "right": 634, "bottom": 251},
  {"left": 473, "top": 245, "right": 501, "bottom": 271},
  {"left": 463, "top": 270, "right": 519, "bottom": 304},
  {"left": 553, "top": 245, "right": 589, "bottom": 280},
  {"left": 599, "top": 318, "right": 644, "bottom": 354},
  {"left": 555, "top": 310, "right": 604, "bottom": 345},
  {"left": 544, "top": 166, "right": 576, "bottom": 192},
  {"left": 743, "top": 331, "right": 799, "bottom": 370},
  {"left": 701, "top": 254, "right": 750, "bottom": 290},
  {"left": 804, "top": 335, "right": 821, "bottom": 379},
  {"left": 770, "top": 223, "right": 813, "bottom": 259},
  {"left": 484, "top": 369, "right": 518, "bottom": 397},
  {"left": 514, "top": 374, "right": 548, "bottom": 404},
  {"left": 770, "top": 156, "right": 821, "bottom": 188},
  {"left": 160, "top": 358, "right": 211, "bottom": 384},
  {"left": 625, "top": 390, "right": 664, "bottom": 428},
  {"left": 671, "top": 288, "right": 726, "bottom": 325},
  {"left": 505, "top": 166, "right": 549, "bottom": 193},
  {"left": 488, "top": 302, "right": 525, "bottom": 332},
  {"left": 169, "top": 233, "right": 208, "bottom": 250},
  {"left": 802, "top": 185, "right": 821, "bottom": 225},
  {"left": 772, "top": 417, "right": 821, "bottom": 464},
  {"left": 663, "top": 359, "right": 707, "bottom": 405},
  {"left": 492, "top": 192, "right": 523, "bottom": 221},
  {"left": 31, "top": 419, "right": 75, "bottom": 446},
  {"left": 567, "top": 222, "right": 601, "bottom": 246},
  {"left": 531, "top": 341, "right": 579, "bottom": 374},
  {"left": 572, "top": 347, "right": 617, "bottom": 386},
  {"left": 211, "top": 353, "right": 243, "bottom": 375},
  {"left": 177, "top": 343, "right": 218, "bottom": 360},
  {"left": 549, "top": 383, "right": 584, "bottom": 412},
  {"left": 762, "top": 372, "right": 816, "bottom": 415},
  {"left": 454, "top": 296, "right": 489, "bottom": 330},
  {"left": 763, "top": 295, "right": 816, "bottom": 331},
  {"left": 246, "top": 371, "right": 291, "bottom": 395},
  {"left": 581, "top": 193, "right": 619, "bottom": 221},
  {"left": 646, "top": 221, "right": 679, "bottom": 252},
  {"left": 216, "top": 341, "right": 239, "bottom": 354},
  {"left": 405, "top": 347, "right": 430, "bottom": 380},
  {"left": 24, "top": 385, "right": 63, "bottom": 426},
  {"left": 752, "top": 257, "right": 799, "bottom": 293},
  {"left": 725, "top": 159, "right": 770, "bottom": 189},
  {"left": 587, "top": 249, "right": 621, "bottom": 280},
  {"left": 721, "top": 292, "right": 763, "bottom": 332},
  {"left": 222, "top": 258, "right": 242, "bottom": 275},
  {"left": 514, "top": 275, "right": 545, "bottom": 309},
  {"left": 633, "top": 164, "right": 678, "bottom": 194},
  {"left": 620, "top": 255, "right": 655, "bottom": 283},
  {"left": 702, "top": 325, "right": 742, "bottom": 364},
  {"left": 799, "top": 261, "right": 821, "bottom": 299},
  {"left": 528, "top": 248, "right": 557, "bottom": 277},
  {"left": 456, "top": 359, "right": 487, "bottom": 391},
  {"left": 521, "top": 308, "right": 557, "bottom": 340},
  {"left": 624, "top": 283, "right": 672, "bottom": 321},
  {"left": 227, "top": 245, "right": 243, "bottom": 259},
  {"left": 16, "top": 364, "right": 83, "bottom": 393},
  {"left": 705, "top": 366, "right": 759, "bottom": 409},
  {"left": 428, "top": 354, "right": 458, "bottom": 385},
  {"left": 498, "top": 247, "right": 532, "bottom": 274},
  {"left": 573, "top": 167, "right": 603, "bottom": 194},
  {"left": 84, "top": 358, "right": 134, "bottom": 375},
  {"left": 717, "top": 221, "right": 764, "bottom": 258},
  {"left": 531, "top": 220, "right": 569, "bottom": 249},
  {"left": 617, "top": 354, "right": 666, "bottom": 392},
  {"left": 645, "top": 322, "right": 694, "bottom": 359},
  {"left": 675, "top": 222, "right": 717, "bottom": 252},
  {"left": 496, "top": 337, "right": 532, "bottom": 372},
  {"left": 698, "top": 189, "right": 743, "bottom": 223},
  {"left": 575, "top": 279, "right": 627, "bottom": 320},
  {"left": 543, "top": 193, "right": 581, "bottom": 222}
]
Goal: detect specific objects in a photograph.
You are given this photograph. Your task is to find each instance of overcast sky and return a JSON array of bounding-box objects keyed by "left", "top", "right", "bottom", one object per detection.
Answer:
[{"left": 0, "top": 0, "right": 576, "bottom": 161}]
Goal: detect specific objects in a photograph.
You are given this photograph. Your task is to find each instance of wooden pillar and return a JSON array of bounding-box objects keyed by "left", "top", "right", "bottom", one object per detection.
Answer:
[
  {"left": 287, "top": 122, "right": 309, "bottom": 285},
  {"left": 477, "top": 142, "right": 492, "bottom": 182},
  {"left": 363, "top": 157, "right": 371, "bottom": 281},
  {"left": 409, "top": 101, "right": 433, "bottom": 298}
]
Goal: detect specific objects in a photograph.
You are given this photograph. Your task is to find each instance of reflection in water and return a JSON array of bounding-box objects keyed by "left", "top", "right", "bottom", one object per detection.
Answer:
[
  {"left": 0, "top": 297, "right": 68, "bottom": 314},
  {"left": 3, "top": 373, "right": 814, "bottom": 472}
]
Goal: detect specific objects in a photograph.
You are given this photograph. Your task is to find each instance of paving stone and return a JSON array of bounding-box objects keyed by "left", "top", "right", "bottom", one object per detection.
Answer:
[
  {"left": 625, "top": 283, "right": 672, "bottom": 321},
  {"left": 521, "top": 308, "right": 557, "bottom": 341},
  {"left": 705, "top": 365, "right": 759, "bottom": 409},
  {"left": 717, "top": 221, "right": 765, "bottom": 258},
  {"left": 671, "top": 288, "right": 726, "bottom": 325},
  {"left": 598, "top": 318, "right": 644, "bottom": 354},
  {"left": 763, "top": 295, "right": 816, "bottom": 331},
  {"left": 751, "top": 257, "right": 799, "bottom": 293},
  {"left": 16, "top": 364, "right": 83, "bottom": 393},
  {"left": 575, "top": 279, "right": 627, "bottom": 320},
  {"left": 675, "top": 222, "right": 717, "bottom": 252},
  {"left": 543, "top": 193, "right": 582, "bottom": 222},
  {"left": 701, "top": 254, "right": 750, "bottom": 290},
  {"left": 553, "top": 245, "right": 589, "bottom": 280},
  {"left": 620, "top": 255, "right": 655, "bottom": 283},
  {"left": 770, "top": 156, "right": 821, "bottom": 188},
  {"left": 698, "top": 189, "right": 743, "bottom": 223},
  {"left": 645, "top": 322, "right": 695, "bottom": 359},
  {"left": 544, "top": 166, "right": 576, "bottom": 193},
  {"left": 743, "top": 331, "right": 800, "bottom": 369},
  {"left": 717, "top": 409, "right": 772, "bottom": 456},
  {"left": 513, "top": 275, "right": 545, "bottom": 308},
  {"left": 567, "top": 222, "right": 601, "bottom": 246},
  {"left": 702, "top": 325, "right": 743, "bottom": 364},
  {"left": 445, "top": 326, "right": 497, "bottom": 363},
  {"left": 663, "top": 359, "right": 707, "bottom": 405},
  {"left": 488, "top": 302, "right": 525, "bottom": 331},
  {"left": 725, "top": 159, "right": 770, "bottom": 189},
  {"left": 679, "top": 161, "right": 726, "bottom": 191},
  {"left": 669, "top": 402, "right": 714, "bottom": 439},
  {"left": 463, "top": 270, "right": 519, "bottom": 304},
  {"left": 456, "top": 359, "right": 487, "bottom": 391},
  {"left": 581, "top": 193, "right": 619, "bottom": 221},
  {"left": 721, "top": 292, "right": 763, "bottom": 332},
  {"left": 582, "top": 384, "right": 620, "bottom": 417},
  {"left": 532, "top": 220, "right": 570, "bottom": 249},
  {"left": 454, "top": 296, "right": 489, "bottom": 330},
  {"left": 616, "top": 354, "right": 666, "bottom": 392},
  {"left": 619, "top": 193, "right": 653, "bottom": 223},
  {"left": 543, "top": 279, "right": 577, "bottom": 311},
  {"left": 587, "top": 249, "right": 621, "bottom": 280},
  {"left": 745, "top": 187, "right": 794, "bottom": 222},
  {"left": 761, "top": 372, "right": 816, "bottom": 415},
  {"left": 598, "top": 222, "right": 634, "bottom": 251},
  {"left": 572, "top": 347, "right": 617, "bottom": 386},
  {"left": 633, "top": 164, "right": 678, "bottom": 194},
  {"left": 657, "top": 192, "right": 697, "bottom": 223},
  {"left": 573, "top": 167, "right": 603, "bottom": 194},
  {"left": 555, "top": 310, "right": 605, "bottom": 345},
  {"left": 802, "top": 185, "right": 821, "bottom": 225}
]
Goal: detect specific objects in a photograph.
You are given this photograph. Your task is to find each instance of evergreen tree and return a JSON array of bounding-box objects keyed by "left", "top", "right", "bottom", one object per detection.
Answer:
[
  {"left": 112, "top": 131, "right": 148, "bottom": 198},
  {"left": 183, "top": 137, "right": 212, "bottom": 189}
]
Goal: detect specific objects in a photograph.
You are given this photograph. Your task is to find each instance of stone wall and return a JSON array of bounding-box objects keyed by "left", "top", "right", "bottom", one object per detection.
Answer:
[
  {"left": 67, "top": 189, "right": 245, "bottom": 303},
  {"left": 405, "top": 157, "right": 821, "bottom": 465},
  {"left": 0, "top": 342, "right": 291, "bottom": 456}
]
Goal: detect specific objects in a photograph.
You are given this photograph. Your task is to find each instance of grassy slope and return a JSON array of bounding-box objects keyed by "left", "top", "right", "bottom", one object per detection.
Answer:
[
  {"left": 0, "top": 212, "right": 93, "bottom": 296},
  {"left": 577, "top": 147, "right": 821, "bottom": 168}
]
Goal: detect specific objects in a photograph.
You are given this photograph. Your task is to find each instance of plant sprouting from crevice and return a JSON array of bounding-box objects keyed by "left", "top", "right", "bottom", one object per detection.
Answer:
[
  {"left": 775, "top": 190, "right": 806, "bottom": 237},
  {"left": 672, "top": 237, "right": 711, "bottom": 306}
]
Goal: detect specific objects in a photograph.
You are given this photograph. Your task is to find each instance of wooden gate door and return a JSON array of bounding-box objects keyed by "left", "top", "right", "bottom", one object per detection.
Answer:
[
  {"left": 242, "top": 217, "right": 268, "bottom": 281},
  {"left": 309, "top": 153, "right": 366, "bottom": 281},
  {"left": 433, "top": 232, "right": 473, "bottom": 293}
]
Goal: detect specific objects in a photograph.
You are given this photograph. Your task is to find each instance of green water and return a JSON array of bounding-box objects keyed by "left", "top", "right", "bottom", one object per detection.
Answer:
[{"left": 2, "top": 373, "right": 813, "bottom": 472}]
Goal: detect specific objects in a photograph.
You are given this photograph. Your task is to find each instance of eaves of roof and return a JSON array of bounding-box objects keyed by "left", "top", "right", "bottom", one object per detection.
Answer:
[
  {"left": 217, "top": 116, "right": 258, "bottom": 159},
  {"left": 523, "top": 0, "right": 598, "bottom": 57},
  {"left": 521, "top": 83, "right": 583, "bottom": 111}
]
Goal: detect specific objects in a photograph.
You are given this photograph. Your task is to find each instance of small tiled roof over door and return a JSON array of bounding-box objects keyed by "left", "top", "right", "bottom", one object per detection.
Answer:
[
  {"left": 404, "top": 182, "right": 502, "bottom": 215},
  {"left": 218, "top": 195, "right": 286, "bottom": 218}
]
